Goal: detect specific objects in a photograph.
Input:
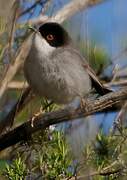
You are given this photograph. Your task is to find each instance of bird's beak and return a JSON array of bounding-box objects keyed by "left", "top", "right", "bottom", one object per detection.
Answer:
[{"left": 28, "top": 26, "right": 38, "bottom": 34}]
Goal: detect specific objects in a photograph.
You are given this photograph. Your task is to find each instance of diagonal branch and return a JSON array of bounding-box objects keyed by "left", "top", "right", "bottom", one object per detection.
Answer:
[
  {"left": 28, "top": 0, "right": 106, "bottom": 24},
  {"left": 53, "top": 0, "right": 106, "bottom": 23},
  {"left": 0, "top": 87, "right": 126, "bottom": 151},
  {"left": 19, "top": 0, "right": 42, "bottom": 17},
  {"left": 0, "top": 34, "right": 32, "bottom": 99}
]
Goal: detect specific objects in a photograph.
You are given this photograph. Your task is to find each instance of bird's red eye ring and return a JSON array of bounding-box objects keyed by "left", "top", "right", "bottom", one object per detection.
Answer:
[{"left": 46, "top": 34, "right": 54, "bottom": 41}]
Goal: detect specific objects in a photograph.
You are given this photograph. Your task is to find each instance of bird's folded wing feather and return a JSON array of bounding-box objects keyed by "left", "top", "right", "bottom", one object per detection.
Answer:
[{"left": 56, "top": 47, "right": 112, "bottom": 95}]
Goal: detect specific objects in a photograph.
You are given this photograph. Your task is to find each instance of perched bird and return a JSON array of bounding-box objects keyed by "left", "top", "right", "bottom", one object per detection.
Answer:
[
  {"left": 24, "top": 22, "right": 113, "bottom": 158},
  {"left": 0, "top": 22, "right": 112, "bottom": 134},
  {"left": 24, "top": 22, "right": 110, "bottom": 106}
]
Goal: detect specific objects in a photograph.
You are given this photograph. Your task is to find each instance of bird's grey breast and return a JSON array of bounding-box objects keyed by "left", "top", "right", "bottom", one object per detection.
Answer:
[
  {"left": 24, "top": 33, "right": 63, "bottom": 102},
  {"left": 24, "top": 33, "right": 91, "bottom": 104}
]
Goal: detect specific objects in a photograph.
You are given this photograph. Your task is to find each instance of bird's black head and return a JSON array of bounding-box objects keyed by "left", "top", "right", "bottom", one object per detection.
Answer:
[{"left": 38, "top": 22, "right": 70, "bottom": 47}]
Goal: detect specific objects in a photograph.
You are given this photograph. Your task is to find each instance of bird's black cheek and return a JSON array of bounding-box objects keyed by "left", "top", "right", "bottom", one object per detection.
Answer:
[
  {"left": 47, "top": 40, "right": 60, "bottom": 47},
  {"left": 47, "top": 38, "right": 64, "bottom": 47}
]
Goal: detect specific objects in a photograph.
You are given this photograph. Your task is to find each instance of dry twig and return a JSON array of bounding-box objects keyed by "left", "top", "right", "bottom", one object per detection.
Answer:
[{"left": 0, "top": 34, "right": 32, "bottom": 99}]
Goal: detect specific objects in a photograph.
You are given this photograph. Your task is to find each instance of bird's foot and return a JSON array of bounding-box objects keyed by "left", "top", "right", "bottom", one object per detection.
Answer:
[
  {"left": 80, "top": 98, "right": 89, "bottom": 112},
  {"left": 31, "top": 107, "right": 43, "bottom": 127}
]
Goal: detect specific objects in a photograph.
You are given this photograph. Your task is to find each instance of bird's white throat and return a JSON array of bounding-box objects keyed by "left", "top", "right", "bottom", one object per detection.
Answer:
[{"left": 34, "top": 33, "right": 55, "bottom": 57}]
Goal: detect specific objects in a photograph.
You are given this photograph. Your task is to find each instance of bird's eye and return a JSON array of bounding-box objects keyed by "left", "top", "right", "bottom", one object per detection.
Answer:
[{"left": 46, "top": 34, "right": 54, "bottom": 41}]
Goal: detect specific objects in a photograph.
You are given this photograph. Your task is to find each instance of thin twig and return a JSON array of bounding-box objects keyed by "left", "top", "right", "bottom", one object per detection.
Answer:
[
  {"left": 19, "top": 0, "right": 42, "bottom": 17},
  {"left": 105, "top": 80, "right": 127, "bottom": 87},
  {"left": 0, "top": 34, "right": 32, "bottom": 99},
  {"left": 64, "top": 160, "right": 123, "bottom": 179},
  {"left": 8, "top": 1, "right": 19, "bottom": 60},
  {"left": 0, "top": 86, "right": 32, "bottom": 133},
  {"left": 112, "top": 101, "right": 127, "bottom": 134},
  {"left": 8, "top": 81, "right": 28, "bottom": 89}
]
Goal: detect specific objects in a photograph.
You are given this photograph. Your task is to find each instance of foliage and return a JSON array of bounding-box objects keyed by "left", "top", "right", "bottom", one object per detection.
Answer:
[
  {"left": 33, "top": 130, "right": 73, "bottom": 179},
  {"left": 5, "top": 157, "right": 27, "bottom": 180},
  {"left": 81, "top": 128, "right": 127, "bottom": 179},
  {"left": 79, "top": 41, "right": 111, "bottom": 75},
  {"left": 1, "top": 130, "right": 73, "bottom": 179},
  {"left": 1, "top": 127, "right": 127, "bottom": 179}
]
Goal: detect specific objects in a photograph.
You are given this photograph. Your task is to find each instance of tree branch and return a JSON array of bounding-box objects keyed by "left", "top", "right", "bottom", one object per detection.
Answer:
[
  {"left": 19, "top": 0, "right": 42, "bottom": 17},
  {"left": 0, "top": 34, "right": 32, "bottom": 99},
  {"left": 0, "top": 87, "right": 126, "bottom": 151},
  {"left": 28, "top": 0, "right": 107, "bottom": 25}
]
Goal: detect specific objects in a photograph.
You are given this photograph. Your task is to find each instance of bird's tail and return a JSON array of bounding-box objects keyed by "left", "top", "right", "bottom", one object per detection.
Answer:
[{"left": 0, "top": 87, "right": 31, "bottom": 134}]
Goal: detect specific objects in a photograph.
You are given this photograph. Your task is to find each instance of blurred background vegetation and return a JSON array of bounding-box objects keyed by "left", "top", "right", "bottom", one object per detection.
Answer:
[{"left": 0, "top": 0, "right": 127, "bottom": 179}]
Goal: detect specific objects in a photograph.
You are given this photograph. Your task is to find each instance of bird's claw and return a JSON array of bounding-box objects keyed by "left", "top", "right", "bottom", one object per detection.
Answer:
[
  {"left": 80, "top": 99, "right": 89, "bottom": 112},
  {"left": 31, "top": 107, "right": 43, "bottom": 127}
]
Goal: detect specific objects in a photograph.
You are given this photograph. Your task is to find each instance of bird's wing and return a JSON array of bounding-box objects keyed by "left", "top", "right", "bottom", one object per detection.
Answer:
[
  {"left": 82, "top": 63, "right": 112, "bottom": 95},
  {"left": 56, "top": 47, "right": 112, "bottom": 95}
]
